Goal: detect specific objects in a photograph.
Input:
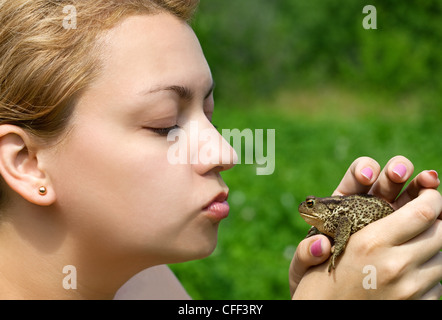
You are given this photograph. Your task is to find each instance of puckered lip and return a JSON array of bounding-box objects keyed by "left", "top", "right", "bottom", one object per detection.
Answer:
[{"left": 203, "top": 191, "right": 229, "bottom": 209}]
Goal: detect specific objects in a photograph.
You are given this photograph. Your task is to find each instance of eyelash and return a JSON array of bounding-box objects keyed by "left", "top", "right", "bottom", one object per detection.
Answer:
[
  {"left": 150, "top": 125, "right": 181, "bottom": 136},
  {"left": 149, "top": 124, "right": 219, "bottom": 137}
]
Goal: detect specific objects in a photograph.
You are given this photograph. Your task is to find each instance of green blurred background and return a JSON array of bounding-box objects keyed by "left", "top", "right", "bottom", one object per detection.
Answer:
[{"left": 169, "top": 0, "right": 442, "bottom": 299}]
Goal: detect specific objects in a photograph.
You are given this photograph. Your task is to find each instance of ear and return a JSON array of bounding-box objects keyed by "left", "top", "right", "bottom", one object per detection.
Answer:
[{"left": 0, "top": 125, "right": 56, "bottom": 206}]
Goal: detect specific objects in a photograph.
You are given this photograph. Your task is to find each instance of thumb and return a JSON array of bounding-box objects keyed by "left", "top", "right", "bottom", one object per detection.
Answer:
[{"left": 289, "top": 235, "right": 331, "bottom": 298}]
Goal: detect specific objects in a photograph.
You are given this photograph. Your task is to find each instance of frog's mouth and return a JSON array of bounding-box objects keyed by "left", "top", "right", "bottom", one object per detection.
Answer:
[
  {"left": 299, "top": 212, "right": 318, "bottom": 222},
  {"left": 299, "top": 212, "right": 324, "bottom": 231}
]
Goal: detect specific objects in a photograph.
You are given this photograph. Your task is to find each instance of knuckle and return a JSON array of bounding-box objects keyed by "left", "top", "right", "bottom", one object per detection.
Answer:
[
  {"left": 425, "top": 188, "right": 442, "bottom": 200},
  {"left": 377, "top": 260, "right": 429, "bottom": 299},
  {"left": 378, "top": 258, "right": 408, "bottom": 287},
  {"left": 395, "top": 284, "right": 419, "bottom": 300},
  {"left": 433, "top": 189, "right": 442, "bottom": 205},
  {"left": 352, "top": 229, "right": 381, "bottom": 255},
  {"left": 414, "top": 202, "right": 437, "bottom": 225},
  {"left": 395, "top": 277, "right": 425, "bottom": 300}
]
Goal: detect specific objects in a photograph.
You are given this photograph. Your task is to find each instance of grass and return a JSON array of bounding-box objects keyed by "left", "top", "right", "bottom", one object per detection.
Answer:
[{"left": 169, "top": 85, "right": 442, "bottom": 299}]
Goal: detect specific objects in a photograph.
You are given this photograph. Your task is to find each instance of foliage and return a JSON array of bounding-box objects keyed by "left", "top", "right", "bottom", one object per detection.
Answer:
[
  {"left": 192, "top": 0, "right": 442, "bottom": 103},
  {"left": 170, "top": 87, "right": 441, "bottom": 299},
  {"left": 170, "top": 0, "right": 441, "bottom": 299}
]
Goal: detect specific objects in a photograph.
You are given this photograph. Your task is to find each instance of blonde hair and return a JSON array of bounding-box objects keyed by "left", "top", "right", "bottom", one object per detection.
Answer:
[
  {"left": 0, "top": 0, "right": 199, "bottom": 139},
  {"left": 0, "top": 0, "right": 199, "bottom": 205}
]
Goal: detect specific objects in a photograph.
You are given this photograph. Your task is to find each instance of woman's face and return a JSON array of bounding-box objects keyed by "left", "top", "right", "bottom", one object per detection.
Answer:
[{"left": 46, "top": 14, "right": 236, "bottom": 265}]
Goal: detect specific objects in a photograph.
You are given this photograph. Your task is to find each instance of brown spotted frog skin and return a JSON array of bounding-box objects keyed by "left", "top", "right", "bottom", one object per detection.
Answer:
[{"left": 298, "top": 194, "right": 394, "bottom": 272}]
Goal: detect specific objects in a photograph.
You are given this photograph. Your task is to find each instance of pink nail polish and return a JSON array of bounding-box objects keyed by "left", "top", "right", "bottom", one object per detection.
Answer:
[
  {"left": 361, "top": 167, "right": 373, "bottom": 180},
  {"left": 310, "top": 239, "right": 323, "bottom": 257},
  {"left": 393, "top": 164, "right": 407, "bottom": 178},
  {"left": 426, "top": 170, "right": 439, "bottom": 180}
]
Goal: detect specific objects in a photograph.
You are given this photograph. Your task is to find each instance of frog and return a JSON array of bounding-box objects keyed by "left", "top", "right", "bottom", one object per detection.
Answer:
[{"left": 298, "top": 194, "right": 394, "bottom": 272}]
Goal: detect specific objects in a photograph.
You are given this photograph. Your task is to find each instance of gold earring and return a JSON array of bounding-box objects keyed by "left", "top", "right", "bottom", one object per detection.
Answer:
[{"left": 38, "top": 186, "right": 47, "bottom": 195}]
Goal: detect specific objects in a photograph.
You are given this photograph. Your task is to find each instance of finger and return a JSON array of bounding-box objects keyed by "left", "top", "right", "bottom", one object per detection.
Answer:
[
  {"left": 415, "top": 253, "right": 442, "bottom": 300},
  {"left": 289, "top": 235, "right": 331, "bottom": 297},
  {"left": 372, "top": 188, "right": 442, "bottom": 246},
  {"left": 333, "top": 157, "right": 381, "bottom": 196},
  {"left": 420, "top": 283, "right": 442, "bottom": 300},
  {"left": 394, "top": 170, "right": 440, "bottom": 209},
  {"left": 369, "top": 155, "right": 414, "bottom": 203},
  {"left": 400, "top": 220, "right": 442, "bottom": 266}
]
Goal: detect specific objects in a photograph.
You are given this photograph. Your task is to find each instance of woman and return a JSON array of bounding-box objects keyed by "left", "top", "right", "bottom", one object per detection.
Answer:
[{"left": 0, "top": 0, "right": 440, "bottom": 299}]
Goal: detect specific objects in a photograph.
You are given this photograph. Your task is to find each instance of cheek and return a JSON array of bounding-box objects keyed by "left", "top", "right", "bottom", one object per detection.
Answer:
[
  {"left": 52, "top": 125, "right": 159, "bottom": 220},
  {"left": 49, "top": 125, "right": 202, "bottom": 252}
]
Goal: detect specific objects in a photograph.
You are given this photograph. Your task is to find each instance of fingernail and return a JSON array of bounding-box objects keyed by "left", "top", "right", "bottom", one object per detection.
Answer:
[
  {"left": 426, "top": 170, "right": 438, "bottom": 180},
  {"left": 361, "top": 167, "right": 373, "bottom": 180},
  {"left": 393, "top": 164, "right": 407, "bottom": 178},
  {"left": 310, "top": 239, "right": 323, "bottom": 257}
]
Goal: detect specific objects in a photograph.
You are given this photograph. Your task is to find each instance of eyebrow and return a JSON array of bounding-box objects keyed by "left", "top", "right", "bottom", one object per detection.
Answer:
[{"left": 141, "top": 81, "right": 215, "bottom": 101}]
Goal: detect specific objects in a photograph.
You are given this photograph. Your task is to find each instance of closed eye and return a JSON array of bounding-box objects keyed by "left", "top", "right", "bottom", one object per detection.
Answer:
[
  {"left": 147, "top": 123, "right": 218, "bottom": 136},
  {"left": 148, "top": 125, "right": 180, "bottom": 136}
]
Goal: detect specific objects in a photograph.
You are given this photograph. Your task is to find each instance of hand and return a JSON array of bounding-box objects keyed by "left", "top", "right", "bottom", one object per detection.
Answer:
[{"left": 290, "top": 156, "right": 442, "bottom": 299}]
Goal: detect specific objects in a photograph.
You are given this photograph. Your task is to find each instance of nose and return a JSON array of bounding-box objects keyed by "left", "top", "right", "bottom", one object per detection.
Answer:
[{"left": 189, "top": 118, "right": 237, "bottom": 175}]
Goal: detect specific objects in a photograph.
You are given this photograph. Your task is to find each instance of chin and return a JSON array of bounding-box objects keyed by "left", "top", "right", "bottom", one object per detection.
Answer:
[
  {"left": 194, "top": 240, "right": 218, "bottom": 260},
  {"left": 166, "top": 230, "right": 219, "bottom": 264}
]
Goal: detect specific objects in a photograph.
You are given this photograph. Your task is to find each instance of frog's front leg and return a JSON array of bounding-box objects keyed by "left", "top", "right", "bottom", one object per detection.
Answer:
[
  {"left": 305, "top": 226, "right": 321, "bottom": 238},
  {"left": 328, "top": 216, "right": 352, "bottom": 272}
]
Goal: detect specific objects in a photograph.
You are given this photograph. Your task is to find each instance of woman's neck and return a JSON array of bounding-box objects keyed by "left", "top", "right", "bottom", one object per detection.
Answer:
[{"left": 0, "top": 205, "right": 153, "bottom": 299}]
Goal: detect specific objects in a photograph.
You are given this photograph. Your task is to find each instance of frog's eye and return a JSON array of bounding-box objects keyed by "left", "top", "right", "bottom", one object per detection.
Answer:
[{"left": 306, "top": 198, "right": 315, "bottom": 208}]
